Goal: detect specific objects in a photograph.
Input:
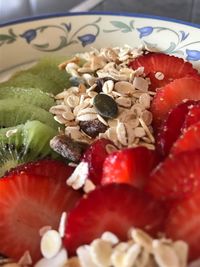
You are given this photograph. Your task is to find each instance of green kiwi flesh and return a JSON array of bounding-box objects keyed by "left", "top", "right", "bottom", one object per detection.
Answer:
[
  {"left": 0, "top": 98, "right": 60, "bottom": 130},
  {"left": 0, "top": 120, "right": 57, "bottom": 177},
  {"left": 0, "top": 57, "right": 71, "bottom": 95},
  {"left": 0, "top": 87, "right": 55, "bottom": 111}
]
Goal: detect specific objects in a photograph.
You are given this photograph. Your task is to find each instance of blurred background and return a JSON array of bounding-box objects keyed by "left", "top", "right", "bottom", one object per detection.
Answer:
[{"left": 0, "top": 0, "right": 200, "bottom": 24}]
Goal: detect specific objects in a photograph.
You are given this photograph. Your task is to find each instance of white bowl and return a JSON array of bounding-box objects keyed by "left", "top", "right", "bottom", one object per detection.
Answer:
[{"left": 0, "top": 12, "right": 200, "bottom": 80}]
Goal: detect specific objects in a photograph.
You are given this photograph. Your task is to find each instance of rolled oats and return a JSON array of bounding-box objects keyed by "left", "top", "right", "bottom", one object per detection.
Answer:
[
  {"left": 130, "top": 228, "right": 153, "bottom": 253},
  {"left": 133, "top": 77, "right": 149, "bottom": 91},
  {"left": 76, "top": 245, "right": 97, "bottom": 267},
  {"left": 105, "top": 144, "right": 118, "bottom": 154},
  {"left": 101, "top": 231, "right": 119, "bottom": 245},
  {"left": 97, "top": 114, "right": 108, "bottom": 126},
  {"left": 153, "top": 240, "right": 180, "bottom": 267},
  {"left": 102, "top": 80, "right": 114, "bottom": 94},
  {"left": 116, "top": 122, "right": 128, "bottom": 146},
  {"left": 122, "top": 243, "right": 141, "bottom": 267},
  {"left": 83, "top": 179, "right": 96, "bottom": 193},
  {"left": 65, "top": 94, "right": 80, "bottom": 108},
  {"left": 139, "top": 93, "right": 151, "bottom": 108},
  {"left": 114, "top": 81, "right": 135, "bottom": 95},
  {"left": 115, "top": 97, "right": 132, "bottom": 108},
  {"left": 63, "top": 257, "right": 81, "bottom": 267},
  {"left": 90, "top": 239, "right": 112, "bottom": 267}
]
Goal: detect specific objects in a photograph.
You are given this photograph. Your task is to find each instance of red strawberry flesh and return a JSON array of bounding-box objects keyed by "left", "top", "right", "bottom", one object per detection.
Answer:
[
  {"left": 165, "top": 186, "right": 200, "bottom": 260},
  {"left": 156, "top": 100, "right": 198, "bottom": 156},
  {"left": 102, "top": 146, "right": 158, "bottom": 189},
  {"left": 0, "top": 173, "right": 81, "bottom": 262},
  {"left": 129, "top": 53, "right": 197, "bottom": 90},
  {"left": 7, "top": 159, "right": 74, "bottom": 184},
  {"left": 151, "top": 75, "right": 200, "bottom": 128},
  {"left": 82, "top": 138, "right": 116, "bottom": 185},
  {"left": 182, "top": 103, "right": 200, "bottom": 131},
  {"left": 64, "top": 183, "right": 165, "bottom": 255},
  {"left": 171, "top": 121, "right": 200, "bottom": 155},
  {"left": 146, "top": 150, "right": 200, "bottom": 201}
]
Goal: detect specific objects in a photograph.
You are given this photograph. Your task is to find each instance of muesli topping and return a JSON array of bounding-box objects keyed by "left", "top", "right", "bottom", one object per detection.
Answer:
[{"left": 50, "top": 46, "right": 155, "bottom": 152}]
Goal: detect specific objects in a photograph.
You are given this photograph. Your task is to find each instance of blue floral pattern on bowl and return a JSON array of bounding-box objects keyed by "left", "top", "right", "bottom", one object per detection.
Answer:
[{"left": 0, "top": 15, "right": 200, "bottom": 63}]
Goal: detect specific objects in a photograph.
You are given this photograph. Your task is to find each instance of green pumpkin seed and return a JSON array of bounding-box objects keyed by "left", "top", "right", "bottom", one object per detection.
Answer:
[{"left": 93, "top": 93, "right": 118, "bottom": 119}]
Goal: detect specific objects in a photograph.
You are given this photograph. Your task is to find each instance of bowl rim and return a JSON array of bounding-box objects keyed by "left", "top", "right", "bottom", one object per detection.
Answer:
[{"left": 0, "top": 11, "right": 200, "bottom": 29}]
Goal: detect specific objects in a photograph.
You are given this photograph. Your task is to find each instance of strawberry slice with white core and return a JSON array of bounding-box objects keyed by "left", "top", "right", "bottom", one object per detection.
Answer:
[
  {"left": 165, "top": 186, "right": 200, "bottom": 261},
  {"left": 151, "top": 75, "right": 200, "bottom": 129},
  {"left": 0, "top": 173, "right": 81, "bottom": 262},
  {"left": 64, "top": 183, "right": 165, "bottom": 255},
  {"left": 129, "top": 53, "right": 198, "bottom": 91}
]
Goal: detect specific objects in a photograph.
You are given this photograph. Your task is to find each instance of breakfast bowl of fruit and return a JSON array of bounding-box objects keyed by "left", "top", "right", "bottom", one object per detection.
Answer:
[{"left": 0, "top": 12, "right": 200, "bottom": 267}]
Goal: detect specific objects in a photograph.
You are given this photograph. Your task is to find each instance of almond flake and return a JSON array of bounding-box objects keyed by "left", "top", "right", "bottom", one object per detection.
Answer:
[
  {"left": 39, "top": 225, "right": 52, "bottom": 237},
  {"left": 18, "top": 250, "right": 32, "bottom": 266},
  {"left": 40, "top": 230, "right": 62, "bottom": 259},
  {"left": 67, "top": 162, "right": 89, "bottom": 190},
  {"left": 58, "top": 212, "right": 67, "bottom": 238}
]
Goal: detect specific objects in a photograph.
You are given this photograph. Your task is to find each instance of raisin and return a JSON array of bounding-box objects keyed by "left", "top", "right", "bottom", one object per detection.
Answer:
[
  {"left": 50, "top": 135, "right": 88, "bottom": 162},
  {"left": 79, "top": 119, "right": 107, "bottom": 138}
]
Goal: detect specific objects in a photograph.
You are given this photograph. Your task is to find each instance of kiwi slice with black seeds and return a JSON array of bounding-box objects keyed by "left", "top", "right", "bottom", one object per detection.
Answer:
[
  {"left": 0, "top": 98, "right": 60, "bottom": 130},
  {"left": 0, "top": 120, "right": 57, "bottom": 177},
  {"left": 0, "top": 87, "right": 55, "bottom": 111},
  {"left": 0, "top": 57, "right": 71, "bottom": 95}
]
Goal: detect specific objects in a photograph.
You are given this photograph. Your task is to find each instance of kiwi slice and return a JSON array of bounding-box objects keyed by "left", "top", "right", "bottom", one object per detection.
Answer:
[
  {"left": 0, "top": 120, "right": 57, "bottom": 177},
  {"left": 0, "top": 86, "right": 55, "bottom": 111},
  {"left": 0, "top": 98, "right": 59, "bottom": 130},
  {"left": 0, "top": 57, "right": 71, "bottom": 95}
]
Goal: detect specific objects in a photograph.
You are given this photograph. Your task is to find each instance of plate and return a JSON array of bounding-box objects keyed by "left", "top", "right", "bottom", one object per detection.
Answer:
[{"left": 0, "top": 12, "right": 200, "bottom": 80}]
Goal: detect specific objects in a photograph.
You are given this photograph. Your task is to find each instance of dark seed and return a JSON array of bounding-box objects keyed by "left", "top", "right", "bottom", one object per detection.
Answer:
[
  {"left": 95, "top": 77, "right": 116, "bottom": 93},
  {"left": 93, "top": 94, "right": 118, "bottom": 119},
  {"left": 50, "top": 135, "right": 89, "bottom": 162},
  {"left": 79, "top": 119, "right": 107, "bottom": 138},
  {"left": 70, "top": 76, "right": 84, "bottom": 87}
]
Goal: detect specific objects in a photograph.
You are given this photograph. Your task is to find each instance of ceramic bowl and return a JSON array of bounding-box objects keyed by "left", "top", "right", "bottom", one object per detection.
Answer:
[{"left": 0, "top": 12, "right": 200, "bottom": 80}]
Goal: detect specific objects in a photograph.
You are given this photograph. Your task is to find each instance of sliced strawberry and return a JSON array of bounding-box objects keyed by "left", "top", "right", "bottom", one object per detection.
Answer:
[
  {"left": 165, "top": 186, "right": 200, "bottom": 260},
  {"left": 82, "top": 138, "right": 117, "bottom": 185},
  {"left": 146, "top": 150, "right": 200, "bottom": 201},
  {"left": 171, "top": 121, "right": 200, "bottom": 155},
  {"left": 64, "top": 183, "right": 165, "bottom": 255},
  {"left": 151, "top": 75, "right": 200, "bottom": 128},
  {"left": 102, "top": 147, "right": 158, "bottom": 189},
  {"left": 0, "top": 173, "right": 81, "bottom": 262},
  {"left": 7, "top": 159, "right": 74, "bottom": 184},
  {"left": 129, "top": 53, "right": 197, "bottom": 90},
  {"left": 182, "top": 103, "right": 200, "bottom": 131},
  {"left": 156, "top": 100, "right": 198, "bottom": 156}
]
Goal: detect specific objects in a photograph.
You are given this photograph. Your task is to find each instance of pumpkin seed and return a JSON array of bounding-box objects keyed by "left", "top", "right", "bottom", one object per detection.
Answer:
[{"left": 93, "top": 94, "right": 118, "bottom": 119}]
